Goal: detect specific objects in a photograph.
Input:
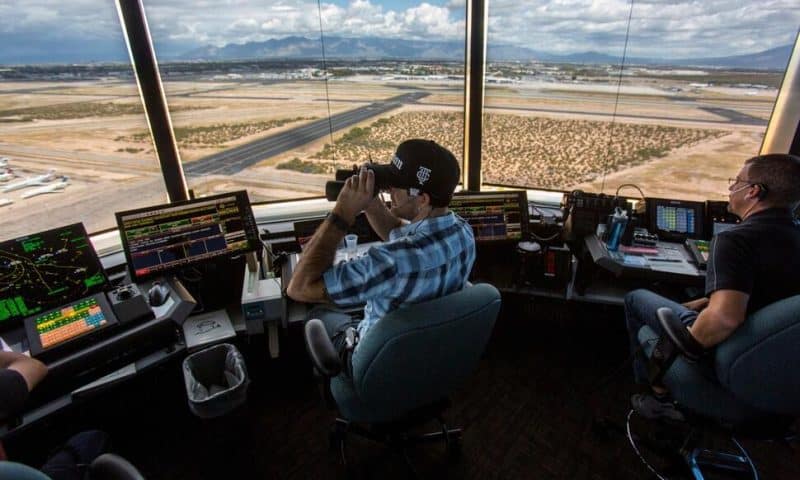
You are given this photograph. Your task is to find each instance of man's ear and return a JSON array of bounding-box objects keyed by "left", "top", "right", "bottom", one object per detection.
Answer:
[{"left": 419, "top": 192, "right": 433, "bottom": 209}]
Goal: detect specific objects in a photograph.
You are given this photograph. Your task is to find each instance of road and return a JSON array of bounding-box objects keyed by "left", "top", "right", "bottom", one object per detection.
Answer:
[{"left": 185, "top": 91, "right": 428, "bottom": 176}]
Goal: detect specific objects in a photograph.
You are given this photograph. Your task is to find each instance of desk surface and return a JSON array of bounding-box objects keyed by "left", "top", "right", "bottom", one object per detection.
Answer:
[{"left": 584, "top": 235, "right": 704, "bottom": 286}]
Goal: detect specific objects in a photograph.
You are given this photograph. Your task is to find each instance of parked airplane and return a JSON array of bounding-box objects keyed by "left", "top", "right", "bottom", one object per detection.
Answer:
[
  {"left": 21, "top": 176, "right": 70, "bottom": 199},
  {"left": 2, "top": 169, "right": 56, "bottom": 193},
  {"left": 0, "top": 169, "right": 15, "bottom": 182}
]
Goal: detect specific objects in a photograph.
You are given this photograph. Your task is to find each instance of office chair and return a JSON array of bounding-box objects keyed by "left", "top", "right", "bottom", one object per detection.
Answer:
[
  {"left": 304, "top": 283, "right": 501, "bottom": 471},
  {"left": 0, "top": 453, "right": 145, "bottom": 480},
  {"left": 630, "top": 295, "right": 800, "bottom": 479}
]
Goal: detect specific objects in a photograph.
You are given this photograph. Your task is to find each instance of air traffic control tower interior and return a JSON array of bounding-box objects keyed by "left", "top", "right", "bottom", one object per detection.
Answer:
[{"left": 1, "top": 1, "right": 800, "bottom": 479}]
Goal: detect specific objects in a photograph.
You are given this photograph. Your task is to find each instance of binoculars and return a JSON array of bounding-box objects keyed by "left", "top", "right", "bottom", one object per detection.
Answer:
[{"left": 325, "top": 164, "right": 396, "bottom": 201}]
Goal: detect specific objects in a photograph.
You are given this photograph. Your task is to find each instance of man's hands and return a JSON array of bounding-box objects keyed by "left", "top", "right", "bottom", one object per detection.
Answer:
[
  {"left": 332, "top": 166, "right": 374, "bottom": 224},
  {"left": 682, "top": 297, "right": 710, "bottom": 312}
]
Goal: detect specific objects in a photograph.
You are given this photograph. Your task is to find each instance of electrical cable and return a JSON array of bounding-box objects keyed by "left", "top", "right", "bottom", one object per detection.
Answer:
[
  {"left": 529, "top": 231, "right": 561, "bottom": 242},
  {"left": 732, "top": 437, "right": 760, "bottom": 480},
  {"left": 615, "top": 183, "right": 646, "bottom": 202},
  {"left": 599, "top": 0, "right": 635, "bottom": 194},
  {"left": 626, "top": 409, "right": 671, "bottom": 480}
]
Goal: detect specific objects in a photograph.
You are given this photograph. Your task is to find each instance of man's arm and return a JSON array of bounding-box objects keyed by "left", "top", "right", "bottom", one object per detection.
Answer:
[
  {"left": 286, "top": 217, "right": 346, "bottom": 303},
  {"left": 682, "top": 297, "right": 709, "bottom": 312},
  {"left": 0, "top": 351, "right": 47, "bottom": 391},
  {"left": 364, "top": 196, "right": 402, "bottom": 241},
  {"left": 688, "top": 289, "right": 749, "bottom": 348},
  {"left": 287, "top": 167, "right": 375, "bottom": 303}
]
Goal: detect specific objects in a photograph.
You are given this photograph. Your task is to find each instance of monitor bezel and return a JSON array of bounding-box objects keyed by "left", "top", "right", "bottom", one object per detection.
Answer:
[
  {"left": 450, "top": 190, "right": 530, "bottom": 243},
  {"left": 647, "top": 197, "right": 706, "bottom": 241},
  {"left": 0, "top": 222, "right": 110, "bottom": 333},
  {"left": 115, "top": 190, "right": 260, "bottom": 282}
]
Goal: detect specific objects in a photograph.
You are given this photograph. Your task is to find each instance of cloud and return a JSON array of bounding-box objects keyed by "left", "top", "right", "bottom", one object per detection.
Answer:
[
  {"left": 489, "top": 0, "right": 799, "bottom": 57},
  {"left": 0, "top": 0, "right": 797, "bottom": 63}
]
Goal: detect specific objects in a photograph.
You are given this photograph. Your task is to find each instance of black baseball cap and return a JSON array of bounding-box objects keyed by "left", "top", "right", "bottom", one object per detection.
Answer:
[{"left": 370, "top": 139, "right": 460, "bottom": 207}]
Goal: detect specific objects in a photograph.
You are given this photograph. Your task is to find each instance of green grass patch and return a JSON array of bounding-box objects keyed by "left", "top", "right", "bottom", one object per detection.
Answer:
[
  {"left": 0, "top": 102, "right": 202, "bottom": 122},
  {"left": 120, "top": 117, "right": 315, "bottom": 147},
  {"left": 276, "top": 158, "right": 333, "bottom": 174}
]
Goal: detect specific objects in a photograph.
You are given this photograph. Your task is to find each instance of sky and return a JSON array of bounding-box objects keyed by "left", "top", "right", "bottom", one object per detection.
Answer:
[{"left": 0, "top": 0, "right": 798, "bottom": 63}]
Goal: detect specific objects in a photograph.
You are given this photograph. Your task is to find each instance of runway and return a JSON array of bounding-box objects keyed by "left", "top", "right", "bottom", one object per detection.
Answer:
[{"left": 185, "top": 91, "right": 428, "bottom": 176}]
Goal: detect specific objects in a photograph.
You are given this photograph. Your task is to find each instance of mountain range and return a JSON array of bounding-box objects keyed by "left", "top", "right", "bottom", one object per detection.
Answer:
[{"left": 179, "top": 36, "right": 792, "bottom": 70}]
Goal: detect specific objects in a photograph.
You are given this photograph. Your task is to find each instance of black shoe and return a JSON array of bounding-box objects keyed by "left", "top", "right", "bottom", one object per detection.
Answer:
[{"left": 631, "top": 394, "right": 685, "bottom": 422}]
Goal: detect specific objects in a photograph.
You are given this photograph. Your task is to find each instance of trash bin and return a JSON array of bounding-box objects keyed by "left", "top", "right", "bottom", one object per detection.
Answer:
[{"left": 183, "top": 343, "right": 249, "bottom": 418}]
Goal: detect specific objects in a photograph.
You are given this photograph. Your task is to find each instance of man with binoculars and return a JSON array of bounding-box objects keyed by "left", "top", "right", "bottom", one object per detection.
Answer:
[{"left": 286, "top": 139, "right": 475, "bottom": 373}]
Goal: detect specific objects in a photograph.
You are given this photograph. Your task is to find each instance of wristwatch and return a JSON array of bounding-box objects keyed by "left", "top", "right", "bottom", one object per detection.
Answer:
[{"left": 326, "top": 211, "right": 352, "bottom": 232}]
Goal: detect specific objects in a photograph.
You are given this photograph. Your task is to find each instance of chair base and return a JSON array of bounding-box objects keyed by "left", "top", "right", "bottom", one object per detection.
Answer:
[
  {"left": 329, "top": 414, "right": 462, "bottom": 476},
  {"left": 625, "top": 409, "right": 759, "bottom": 480}
]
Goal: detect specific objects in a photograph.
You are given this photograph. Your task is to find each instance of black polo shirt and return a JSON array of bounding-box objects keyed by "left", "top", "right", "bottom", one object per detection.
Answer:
[
  {"left": 0, "top": 369, "right": 29, "bottom": 421},
  {"left": 705, "top": 207, "right": 800, "bottom": 314}
]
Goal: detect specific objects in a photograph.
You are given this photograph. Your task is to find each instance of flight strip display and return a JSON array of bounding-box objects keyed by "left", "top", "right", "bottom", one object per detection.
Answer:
[{"left": 116, "top": 191, "right": 259, "bottom": 280}]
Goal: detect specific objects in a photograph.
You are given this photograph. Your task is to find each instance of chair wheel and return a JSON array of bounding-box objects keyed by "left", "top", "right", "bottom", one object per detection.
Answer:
[
  {"left": 329, "top": 430, "right": 344, "bottom": 452},
  {"left": 447, "top": 435, "right": 462, "bottom": 460}
]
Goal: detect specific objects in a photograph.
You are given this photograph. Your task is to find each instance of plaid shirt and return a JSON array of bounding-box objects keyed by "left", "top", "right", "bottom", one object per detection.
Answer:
[{"left": 323, "top": 211, "right": 476, "bottom": 343}]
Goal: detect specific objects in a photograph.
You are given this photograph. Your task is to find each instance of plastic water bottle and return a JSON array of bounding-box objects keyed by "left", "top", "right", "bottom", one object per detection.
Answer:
[{"left": 606, "top": 207, "right": 628, "bottom": 252}]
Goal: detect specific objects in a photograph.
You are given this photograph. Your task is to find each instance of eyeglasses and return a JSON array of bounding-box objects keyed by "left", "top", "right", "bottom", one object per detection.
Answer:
[{"left": 728, "top": 176, "right": 754, "bottom": 187}]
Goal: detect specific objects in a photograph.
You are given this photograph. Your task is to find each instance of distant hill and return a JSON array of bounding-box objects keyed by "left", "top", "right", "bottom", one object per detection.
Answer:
[
  {"left": 673, "top": 44, "right": 793, "bottom": 70},
  {"left": 179, "top": 36, "right": 792, "bottom": 71}
]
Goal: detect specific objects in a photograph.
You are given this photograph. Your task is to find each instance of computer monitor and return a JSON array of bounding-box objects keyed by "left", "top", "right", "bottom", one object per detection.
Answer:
[
  {"left": 705, "top": 200, "right": 740, "bottom": 237},
  {"left": 0, "top": 223, "right": 110, "bottom": 331},
  {"left": 449, "top": 191, "right": 529, "bottom": 242},
  {"left": 647, "top": 197, "right": 705, "bottom": 241},
  {"left": 116, "top": 191, "right": 260, "bottom": 282},
  {"left": 25, "top": 292, "right": 118, "bottom": 357}
]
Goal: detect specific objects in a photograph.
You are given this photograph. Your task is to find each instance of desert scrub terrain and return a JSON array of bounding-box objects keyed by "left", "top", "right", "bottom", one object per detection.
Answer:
[
  {"left": 0, "top": 102, "right": 202, "bottom": 122},
  {"left": 285, "top": 111, "right": 727, "bottom": 189},
  {"left": 119, "top": 116, "right": 315, "bottom": 148}
]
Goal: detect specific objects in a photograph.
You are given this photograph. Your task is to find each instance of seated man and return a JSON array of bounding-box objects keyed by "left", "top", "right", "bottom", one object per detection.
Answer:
[
  {"left": 287, "top": 139, "right": 476, "bottom": 372},
  {"left": 1, "top": 349, "right": 110, "bottom": 479},
  {"left": 624, "top": 153, "right": 800, "bottom": 417}
]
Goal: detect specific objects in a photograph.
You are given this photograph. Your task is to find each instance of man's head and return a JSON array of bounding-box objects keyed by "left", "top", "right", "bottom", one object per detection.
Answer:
[
  {"left": 727, "top": 153, "right": 800, "bottom": 219},
  {"left": 370, "top": 139, "right": 461, "bottom": 220}
]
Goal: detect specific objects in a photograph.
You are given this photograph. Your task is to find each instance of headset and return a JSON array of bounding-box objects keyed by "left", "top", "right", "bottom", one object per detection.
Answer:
[
  {"left": 731, "top": 181, "right": 768, "bottom": 200},
  {"left": 756, "top": 182, "right": 769, "bottom": 200}
]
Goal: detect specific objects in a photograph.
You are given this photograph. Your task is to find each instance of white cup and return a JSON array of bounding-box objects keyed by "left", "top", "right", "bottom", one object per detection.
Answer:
[{"left": 344, "top": 234, "right": 358, "bottom": 259}]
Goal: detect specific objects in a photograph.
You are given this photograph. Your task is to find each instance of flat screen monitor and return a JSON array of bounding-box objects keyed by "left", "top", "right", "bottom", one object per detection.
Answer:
[
  {"left": 449, "top": 191, "right": 529, "bottom": 242},
  {"left": 116, "top": 191, "right": 260, "bottom": 282},
  {"left": 25, "top": 292, "right": 118, "bottom": 357},
  {"left": 705, "top": 200, "right": 740, "bottom": 238},
  {"left": 0, "top": 223, "right": 109, "bottom": 331},
  {"left": 647, "top": 197, "right": 705, "bottom": 241}
]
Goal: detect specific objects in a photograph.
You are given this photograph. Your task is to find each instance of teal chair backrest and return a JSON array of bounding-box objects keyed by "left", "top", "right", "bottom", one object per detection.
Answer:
[
  {"left": 715, "top": 294, "right": 800, "bottom": 416},
  {"left": 348, "top": 283, "right": 501, "bottom": 418},
  {"left": 0, "top": 461, "right": 51, "bottom": 480}
]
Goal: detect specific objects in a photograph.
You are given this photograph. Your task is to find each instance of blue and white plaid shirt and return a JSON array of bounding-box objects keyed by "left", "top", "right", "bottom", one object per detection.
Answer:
[{"left": 323, "top": 211, "right": 476, "bottom": 343}]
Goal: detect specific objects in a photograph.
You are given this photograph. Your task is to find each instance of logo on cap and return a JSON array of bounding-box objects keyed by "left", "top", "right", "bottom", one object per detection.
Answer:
[
  {"left": 416, "top": 166, "right": 431, "bottom": 185},
  {"left": 392, "top": 155, "right": 403, "bottom": 171}
]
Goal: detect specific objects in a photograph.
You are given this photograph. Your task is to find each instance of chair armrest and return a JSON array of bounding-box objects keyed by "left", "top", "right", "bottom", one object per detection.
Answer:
[
  {"left": 304, "top": 319, "right": 342, "bottom": 377},
  {"left": 88, "top": 454, "right": 144, "bottom": 480},
  {"left": 657, "top": 307, "right": 704, "bottom": 361}
]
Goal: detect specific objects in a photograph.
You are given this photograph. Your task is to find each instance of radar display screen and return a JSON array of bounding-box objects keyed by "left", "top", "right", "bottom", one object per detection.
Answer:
[
  {"left": 0, "top": 223, "right": 109, "bottom": 330},
  {"left": 115, "top": 190, "right": 260, "bottom": 281}
]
